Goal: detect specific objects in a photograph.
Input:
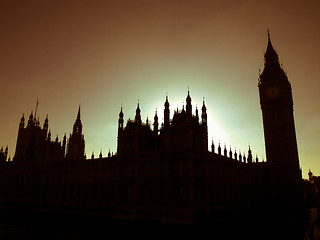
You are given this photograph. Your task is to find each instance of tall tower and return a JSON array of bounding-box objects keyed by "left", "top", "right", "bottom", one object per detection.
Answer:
[{"left": 258, "top": 33, "right": 302, "bottom": 210}]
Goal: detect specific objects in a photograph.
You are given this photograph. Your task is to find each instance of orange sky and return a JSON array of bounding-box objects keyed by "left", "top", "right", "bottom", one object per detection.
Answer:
[{"left": 0, "top": 0, "right": 319, "bottom": 178}]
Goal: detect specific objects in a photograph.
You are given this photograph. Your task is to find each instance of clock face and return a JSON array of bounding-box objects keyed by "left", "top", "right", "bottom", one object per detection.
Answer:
[{"left": 266, "top": 85, "right": 281, "bottom": 99}]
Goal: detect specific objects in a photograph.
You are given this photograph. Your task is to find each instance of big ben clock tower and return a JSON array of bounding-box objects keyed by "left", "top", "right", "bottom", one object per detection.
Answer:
[{"left": 258, "top": 32, "right": 302, "bottom": 211}]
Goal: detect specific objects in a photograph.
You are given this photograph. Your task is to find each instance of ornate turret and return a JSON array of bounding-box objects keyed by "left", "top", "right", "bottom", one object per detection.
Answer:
[
  {"left": 186, "top": 89, "right": 192, "bottom": 119},
  {"left": 195, "top": 106, "right": 199, "bottom": 122},
  {"left": 27, "top": 112, "right": 34, "bottom": 127},
  {"left": 247, "top": 145, "right": 252, "bottom": 164},
  {"left": 223, "top": 144, "right": 227, "bottom": 157},
  {"left": 73, "top": 106, "right": 82, "bottom": 135},
  {"left": 62, "top": 133, "right": 66, "bottom": 156},
  {"left": 66, "top": 106, "right": 85, "bottom": 161},
  {"left": 201, "top": 98, "right": 207, "bottom": 125},
  {"left": 47, "top": 130, "right": 51, "bottom": 142},
  {"left": 164, "top": 94, "right": 170, "bottom": 128},
  {"left": 118, "top": 106, "right": 124, "bottom": 131},
  {"left": 135, "top": 102, "right": 141, "bottom": 124},
  {"left": 218, "top": 143, "right": 221, "bottom": 155},
  {"left": 211, "top": 139, "right": 215, "bottom": 153},
  {"left": 43, "top": 115, "right": 48, "bottom": 130},
  {"left": 153, "top": 109, "right": 158, "bottom": 134}
]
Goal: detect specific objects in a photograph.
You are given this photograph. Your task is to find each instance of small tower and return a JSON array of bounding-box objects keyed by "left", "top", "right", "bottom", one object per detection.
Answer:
[
  {"left": 223, "top": 144, "right": 227, "bottom": 157},
  {"left": 62, "top": 133, "right": 67, "bottom": 156},
  {"left": 201, "top": 98, "right": 207, "bottom": 125},
  {"left": 186, "top": 89, "right": 192, "bottom": 119},
  {"left": 308, "top": 170, "right": 313, "bottom": 180},
  {"left": 47, "top": 130, "right": 51, "bottom": 142},
  {"left": 135, "top": 102, "right": 141, "bottom": 124},
  {"left": 218, "top": 142, "right": 221, "bottom": 155},
  {"left": 229, "top": 147, "right": 233, "bottom": 159},
  {"left": 27, "top": 112, "right": 34, "bottom": 127},
  {"left": 43, "top": 115, "right": 48, "bottom": 130},
  {"left": 4, "top": 146, "right": 8, "bottom": 162},
  {"left": 118, "top": 106, "right": 124, "bottom": 131},
  {"left": 247, "top": 145, "right": 252, "bottom": 164},
  {"left": 195, "top": 106, "right": 199, "bottom": 123},
  {"left": 73, "top": 106, "right": 82, "bottom": 135},
  {"left": 211, "top": 139, "right": 215, "bottom": 153},
  {"left": 43, "top": 115, "right": 49, "bottom": 138},
  {"left": 19, "top": 114, "right": 25, "bottom": 128},
  {"left": 153, "top": 110, "right": 158, "bottom": 135},
  {"left": 66, "top": 106, "right": 85, "bottom": 161},
  {"left": 164, "top": 94, "right": 170, "bottom": 128}
]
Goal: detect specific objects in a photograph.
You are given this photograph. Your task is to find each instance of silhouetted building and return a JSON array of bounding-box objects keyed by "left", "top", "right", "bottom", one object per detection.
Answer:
[
  {"left": 304, "top": 170, "right": 320, "bottom": 208},
  {"left": 0, "top": 34, "right": 303, "bottom": 226}
]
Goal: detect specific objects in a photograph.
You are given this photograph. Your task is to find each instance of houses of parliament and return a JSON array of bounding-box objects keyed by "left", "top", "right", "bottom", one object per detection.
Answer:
[{"left": 0, "top": 35, "right": 303, "bottom": 225}]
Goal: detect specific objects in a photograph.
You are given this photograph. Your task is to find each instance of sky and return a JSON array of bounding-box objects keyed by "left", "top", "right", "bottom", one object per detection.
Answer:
[{"left": 0, "top": 0, "right": 319, "bottom": 178}]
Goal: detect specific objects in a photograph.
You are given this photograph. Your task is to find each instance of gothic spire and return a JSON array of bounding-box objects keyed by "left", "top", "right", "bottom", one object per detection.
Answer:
[
  {"left": 19, "top": 113, "right": 25, "bottom": 128},
  {"left": 264, "top": 30, "right": 279, "bottom": 66},
  {"left": 153, "top": 109, "right": 158, "bottom": 134},
  {"left": 135, "top": 102, "right": 141, "bottom": 124},
  {"left": 118, "top": 106, "right": 124, "bottom": 131},
  {"left": 201, "top": 97, "right": 207, "bottom": 125},
  {"left": 73, "top": 105, "right": 82, "bottom": 135},
  {"left": 43, "top": 115, "right": 48, "bottom": 130},
  {"left": 164, "top": 94, "right": 170, "bottom": 128},
  {"left": 186, "top": 88, "right": 192, "bottom": 118},
  {"left": 77, "top": 105, "right": 81, "bottom": 122}
]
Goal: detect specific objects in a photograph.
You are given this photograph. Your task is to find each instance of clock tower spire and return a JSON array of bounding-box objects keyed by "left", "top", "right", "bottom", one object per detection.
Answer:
[{"left": 258, "top": 32, "right": 302, "bottom": 213}]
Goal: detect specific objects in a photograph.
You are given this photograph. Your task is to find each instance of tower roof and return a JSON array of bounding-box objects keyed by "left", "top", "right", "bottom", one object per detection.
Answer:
[
  {"left": 259, "top": 31, "right": 288, "bottom": 84},
  {"left": 186, "top": 88, "right": 191, "bottom": 102},
  {"left": 165, "top": 94, "right": 169, "bottom": 108},
  {"left": 77, "top": 105, "right": 81, "bottom": 121},
  {"left": 119, "top": 106, "right": 124, "bottom": 118},
  {"left": 264, "top": 31, "right": 279, "bottom": 65}
]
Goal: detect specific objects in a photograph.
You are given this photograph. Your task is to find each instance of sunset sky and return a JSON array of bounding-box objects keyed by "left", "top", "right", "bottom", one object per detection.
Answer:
[{"left": 0, "top": 0, "right": 319, "bottom": 178}]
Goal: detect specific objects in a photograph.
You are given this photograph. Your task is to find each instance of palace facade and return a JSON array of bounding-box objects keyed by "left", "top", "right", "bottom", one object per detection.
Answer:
[{"left": 0, "top": 34, "right": 303, "bottom": 224}]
